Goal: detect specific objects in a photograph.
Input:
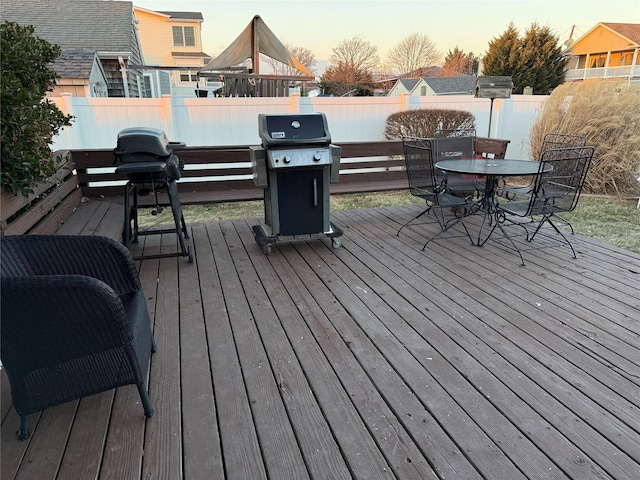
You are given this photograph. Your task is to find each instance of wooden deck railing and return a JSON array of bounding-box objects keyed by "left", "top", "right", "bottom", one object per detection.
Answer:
[
  {"left": 2, "top": 138, "right": 509, "bottom": 235},
  {"left": 71, "top": 137, "right": 510, "bottom": 204},
  {"left": 1, "top": 154, "right": 83, "bottom": 236}
]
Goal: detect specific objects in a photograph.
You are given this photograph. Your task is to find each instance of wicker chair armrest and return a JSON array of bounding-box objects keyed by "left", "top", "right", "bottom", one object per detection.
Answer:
[
  {"left": 0, "top": 275, "right": 132, "bottom": 372},
  {"left": 1, "top": 235, "right": 140, "bottom": 295}
]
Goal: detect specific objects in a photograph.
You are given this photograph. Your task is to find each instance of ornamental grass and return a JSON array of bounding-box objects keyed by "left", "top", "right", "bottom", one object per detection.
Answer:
[{"left": 529, "top": 79, "right": 640, "bottom": 196}]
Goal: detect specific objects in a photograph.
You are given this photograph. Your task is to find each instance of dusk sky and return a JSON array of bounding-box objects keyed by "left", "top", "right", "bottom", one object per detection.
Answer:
[{"left": 134, "top": 0, "right": 640, "bottom": 65}]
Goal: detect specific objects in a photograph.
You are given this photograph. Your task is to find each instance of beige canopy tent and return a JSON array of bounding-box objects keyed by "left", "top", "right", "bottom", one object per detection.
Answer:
[{"left": 200, "top": 15, "right": 313, "bottom": 77}]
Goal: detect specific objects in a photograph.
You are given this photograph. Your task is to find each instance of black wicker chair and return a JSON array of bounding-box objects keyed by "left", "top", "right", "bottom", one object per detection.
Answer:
[
  {"left": 0, "top": 235, "right": 156, "bottom": 440},
  {"left": 397, "top": 137, "right": 476, "bottom": 249},
  {"left": 497, "top": 146, "right": 595, "bottom": 260}
]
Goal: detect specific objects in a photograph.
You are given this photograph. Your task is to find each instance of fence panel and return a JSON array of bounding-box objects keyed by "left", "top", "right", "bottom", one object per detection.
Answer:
[{"left": 52, "top": 94, "right": 547, "bottom": 160}]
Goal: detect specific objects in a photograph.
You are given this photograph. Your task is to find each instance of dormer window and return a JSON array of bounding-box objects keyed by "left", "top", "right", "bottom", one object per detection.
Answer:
[{"left": 172, "top": 26, "right": 195, "bottom": 47}]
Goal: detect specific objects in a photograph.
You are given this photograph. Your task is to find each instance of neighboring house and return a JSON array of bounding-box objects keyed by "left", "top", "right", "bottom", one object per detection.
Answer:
[
  {"left": 50, "top": 49, "right": 109, "bottom": 98},
  {"left": 412, "top": 76, "right": 476, "bottom": 96},
  {"left": 564, "top": 22, "right": 640, "bottom": 83},
  {"left": 387, "top": 79, "right": 420, "bottom": 96},
  {"left": 1, "top": 0, "right": 144, "bottom": 97},
  {"left": 389, "top": 76, "right": 476, "bottom": 96},
  {"left": 133, "top": 8, "right": 211, "bottom": 97}
]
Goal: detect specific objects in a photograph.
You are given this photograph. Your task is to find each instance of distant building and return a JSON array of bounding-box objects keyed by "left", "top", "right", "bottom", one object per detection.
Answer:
[
  {"left": 387, "top": 79, "right": 421, "bottom": 96},
  {"left": 388, "top": 76, "right": 476, "bottom": 97},
  {"left": 1, "top": 0, "right": 144, "bottom": 97},
  {"left": 133, "top": 8, "right": 211, "bottom": 97},
  {"left": 49, "top": 49, "right": 109, "bottom": 98},
  {"left": 564, "top": 22, "right": 640, "bottom": 84}
]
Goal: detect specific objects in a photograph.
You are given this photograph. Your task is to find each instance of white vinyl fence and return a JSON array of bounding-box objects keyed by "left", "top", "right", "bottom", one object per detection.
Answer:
[{"left": 52, "top": 93, "right": 547, "bottom": 160}]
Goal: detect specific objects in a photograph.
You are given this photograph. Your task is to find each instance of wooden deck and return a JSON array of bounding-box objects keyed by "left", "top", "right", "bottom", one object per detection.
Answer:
[{"left": 2, "top": 200, "right": 639, "bottom": 479}]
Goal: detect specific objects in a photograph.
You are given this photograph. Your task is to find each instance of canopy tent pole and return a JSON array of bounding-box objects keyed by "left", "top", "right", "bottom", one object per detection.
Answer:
[{"left": 252, "top": 15, "right": 259, "bottom": 74}]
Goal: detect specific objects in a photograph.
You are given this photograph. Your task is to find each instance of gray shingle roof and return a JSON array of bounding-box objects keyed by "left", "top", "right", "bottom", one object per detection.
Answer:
[
  {"left": 398, "top": 79, "right": 420, "bottom": 90},
  {"left": 422, "top": 76, "right": 476, "bottom": 95},
  {"left": 157, "top": 11, "right": 204, "bottom": 21},
  {"left": 0, "top": 0, "right": 137, "bottom": 53},
  {"left": 50, "top": 49, "right": 98, "bottom": 78}
]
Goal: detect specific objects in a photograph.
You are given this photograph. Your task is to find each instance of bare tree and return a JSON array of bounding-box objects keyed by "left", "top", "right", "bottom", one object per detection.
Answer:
[
  {"left": 320, "top": 37, "right": 379, "bottom": 96},
  {"left": 329, "top": 37, "right": 380, "bottom": 73},
  {"left": 263, "top": 43, "right": 316, "bottom": 76},
  {"left": 385, "top": 32, "right": 441, "bottom": 78},
  {"left": 320, "top": 62, "right": 374, "bottom": 96}
]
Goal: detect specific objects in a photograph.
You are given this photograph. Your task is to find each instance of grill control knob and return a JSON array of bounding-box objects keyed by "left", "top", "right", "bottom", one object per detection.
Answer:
[
  {"left": 313, "top": 153, "right": 322, "bottom": 162},
  {"left": 283, "top": 155, "right": 291, "bottom": 164}
]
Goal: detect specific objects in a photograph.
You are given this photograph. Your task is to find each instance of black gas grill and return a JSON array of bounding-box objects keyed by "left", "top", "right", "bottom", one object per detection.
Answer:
[
  {"left": 250, "top": 113, "right": 342, "bottom": 254},
  {"left": 114, "top": 127, "right": 193, "bottom": 262}
]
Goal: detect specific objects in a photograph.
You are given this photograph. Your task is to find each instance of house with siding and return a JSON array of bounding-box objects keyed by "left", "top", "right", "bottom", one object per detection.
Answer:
[
  {"left": 387, "top": 79, "right": 420, "bottom": 96},
  {"left": 1, "top": 0, "right": 144, "bottom": 97},
  {"left": 388, "top": 76, "right": 476, "bottom": 96},
  {"left": 564, "top": 22, "right": 640, "bottom": 83},
  {"left": 49, "top": 49, "right": 109, "bottom": 98},
  {"left": 133, "top": 8, "right": 211, "bottom": 97}
]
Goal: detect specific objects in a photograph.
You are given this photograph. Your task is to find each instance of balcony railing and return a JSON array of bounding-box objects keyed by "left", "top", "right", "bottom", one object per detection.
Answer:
[{"left": 565, "top": 65, "right": 639, "bottom": 81}]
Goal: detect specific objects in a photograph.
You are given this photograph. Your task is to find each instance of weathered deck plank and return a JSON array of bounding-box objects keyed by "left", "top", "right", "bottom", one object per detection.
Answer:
[{"left": 2, "top": 202, "right": 639, "bottom": 480}]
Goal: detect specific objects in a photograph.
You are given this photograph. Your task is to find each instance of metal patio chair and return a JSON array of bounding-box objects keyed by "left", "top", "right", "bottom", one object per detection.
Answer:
[
  {"left": 498, "top": 132, "right": 587, "bottom": 202},
  {"left": 0, "top": 235, "right": 156, "bottom": 440},
  {"left": 397, "top": 137, "right": 476, "bottom": 249},
  {"left": 433, "top": 128, "right": 481, "bottom": 198},
  {"left": 496, "top": 146, "right": 595, "bottom": 260}
]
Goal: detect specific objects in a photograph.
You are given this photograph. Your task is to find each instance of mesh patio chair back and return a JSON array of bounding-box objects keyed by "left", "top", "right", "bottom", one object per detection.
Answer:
[
  {"left": 500, "top": 133, "right": 588, "bottom": 200},
  {"left": 537, "top": 132, "right": 587, "bottom": 159},
  {"left": 402, "top": 136, "right": 439, "bottom": 200},
  {"left": 433, "top": 129, "right": 479, "bottom": 197},
  {"left": 498, "top": 146, "right": 595, "bottom": 257},
  {"left": 0, "top": 235, "right": 156, "bottom": 440},
  {"left": 397, "top": 137, "right": 475, "bottom": 246}
]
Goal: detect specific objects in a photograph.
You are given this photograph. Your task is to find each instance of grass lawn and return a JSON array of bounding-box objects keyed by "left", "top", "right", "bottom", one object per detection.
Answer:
[{"left": 139, "top": 191, "right": 640, "bottom": 254}]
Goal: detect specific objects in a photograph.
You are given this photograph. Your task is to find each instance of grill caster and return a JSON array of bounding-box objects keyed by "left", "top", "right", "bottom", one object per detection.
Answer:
[
  {"left": 331, "top": 237, "right": 342, "bottom": 249},
  {"left": 262, "top": 244, "right": 272, "bottom": 255}
]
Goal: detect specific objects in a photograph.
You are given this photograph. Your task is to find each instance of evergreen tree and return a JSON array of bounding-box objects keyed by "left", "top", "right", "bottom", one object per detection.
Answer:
[
  {"left": 1, "top": 21, "right": 73, "bottom": 196},
  {"left": 514, "top": 23, "right": 567, "bottom": 94},
  {"left": 483, "top": 22, "right": 521, "bottom": 77},
  {"left": 483, "top": 22, "right": 567, "bottom": 94}
]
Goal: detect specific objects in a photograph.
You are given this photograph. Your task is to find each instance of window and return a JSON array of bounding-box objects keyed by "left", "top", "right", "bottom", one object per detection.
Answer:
[
  {"left": 179, "top": 70, "right": 198, "bottom": 83},
  {"left": 143, "top": 74, "right": 155, "bottom": 98},
  {"left": 172, "top": 26, "right": 195, "bottom": 47}
]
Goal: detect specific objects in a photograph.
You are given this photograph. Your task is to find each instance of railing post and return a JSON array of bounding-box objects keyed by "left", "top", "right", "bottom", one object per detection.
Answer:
[{"left": 630, "top": 48, "right": 639, "bottom": 83}]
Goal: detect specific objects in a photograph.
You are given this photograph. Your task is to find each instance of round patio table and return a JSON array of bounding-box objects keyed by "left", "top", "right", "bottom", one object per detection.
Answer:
[{"left": 435, "top": 159, "right": 552, "bottom": 260}]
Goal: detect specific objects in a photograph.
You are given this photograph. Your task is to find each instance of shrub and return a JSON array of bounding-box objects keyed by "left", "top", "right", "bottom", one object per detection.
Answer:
[
  {"left": 1, "top": 21, "right": 74, "bottom": 197},
  {"left": 530, "top": 79, "right": 640, "bottom": 196},
  {"left": 383, "top": 108, "right": 476, "bottom": 140}
]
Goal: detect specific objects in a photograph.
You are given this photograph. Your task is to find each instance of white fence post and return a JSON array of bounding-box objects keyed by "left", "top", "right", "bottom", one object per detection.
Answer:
[{"left": 162, "top": 94, "right": 176, "bottom": 140}]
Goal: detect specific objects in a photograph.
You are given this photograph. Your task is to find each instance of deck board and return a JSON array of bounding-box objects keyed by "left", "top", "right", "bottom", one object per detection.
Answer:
[{"left": 2, "top": 202, "right": 639, "bottom": 480}]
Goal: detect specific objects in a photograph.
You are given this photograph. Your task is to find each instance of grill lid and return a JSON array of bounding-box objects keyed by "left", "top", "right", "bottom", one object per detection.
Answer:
[
  {"left": 258, "top": 113, "right": 331, "bottom": 147},
  {"left": 114, "top": 127, "right": 185, "bottom": 159}
]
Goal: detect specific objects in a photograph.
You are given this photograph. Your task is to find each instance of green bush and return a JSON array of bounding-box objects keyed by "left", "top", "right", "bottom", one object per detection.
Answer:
[
  {"left": 383, "top": 108, "right": 476, "bottom": 140},
  {"left": 1, "top": 21, "right": 74, "bottom": 197}
]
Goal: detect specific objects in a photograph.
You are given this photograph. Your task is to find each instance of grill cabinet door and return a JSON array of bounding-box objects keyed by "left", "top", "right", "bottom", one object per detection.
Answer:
[{"left": 276, "top": 168, "right": 324, "bottom": 236}]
